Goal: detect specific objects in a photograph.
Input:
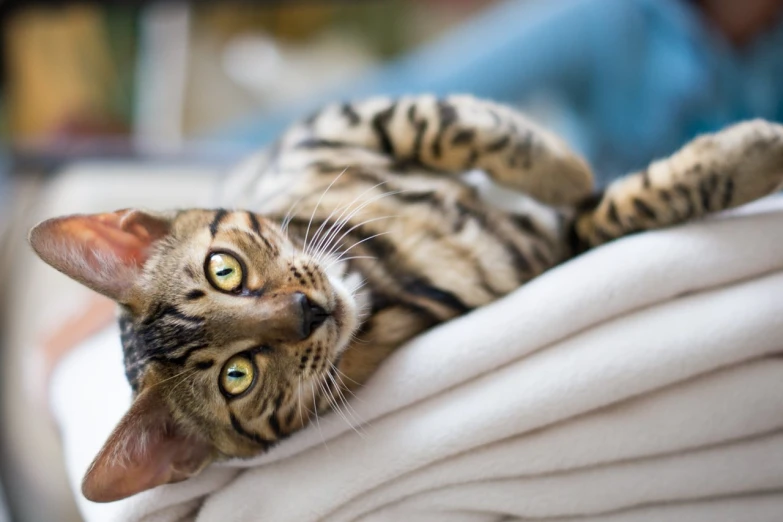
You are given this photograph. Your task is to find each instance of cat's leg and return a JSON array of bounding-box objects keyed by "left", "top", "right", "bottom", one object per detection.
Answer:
[
  {"left": 573, "top": 119, "right": 783, "bottom": 249},
  {"left": 277, "top": 95, "right": 594, "bottom": 206}
]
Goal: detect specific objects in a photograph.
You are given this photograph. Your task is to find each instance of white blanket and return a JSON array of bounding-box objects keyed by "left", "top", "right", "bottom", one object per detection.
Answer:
[{"left": 51, "top": 197, "right": 783, "bottom": 522}]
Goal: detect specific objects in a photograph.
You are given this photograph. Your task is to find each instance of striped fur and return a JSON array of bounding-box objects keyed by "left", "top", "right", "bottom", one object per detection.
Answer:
[{"left": 30, "top": 95, "right": 783, "bottom": 500}]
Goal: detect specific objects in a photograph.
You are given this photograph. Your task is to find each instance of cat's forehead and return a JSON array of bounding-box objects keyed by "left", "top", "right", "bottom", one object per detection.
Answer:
[{"left": 156, "top": 209, "right": 286, "bottom": 268}]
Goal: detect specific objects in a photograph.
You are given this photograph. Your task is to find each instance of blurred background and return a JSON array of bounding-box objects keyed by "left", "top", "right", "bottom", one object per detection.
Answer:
[{"left": 0, "top": 0, "right": 781, "bottom": 520}]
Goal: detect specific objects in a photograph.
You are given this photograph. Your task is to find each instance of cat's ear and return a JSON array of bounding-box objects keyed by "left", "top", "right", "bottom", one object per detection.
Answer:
[
  {"left": 81, "top": 387, "right": 214, "bottom": 502},
  {"left": 29, "top": 209, "right": 172, "bottom": 302}
]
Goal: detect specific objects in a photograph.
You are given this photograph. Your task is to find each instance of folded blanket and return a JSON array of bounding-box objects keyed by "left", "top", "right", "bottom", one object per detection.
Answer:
[{"left": 51, "top": 197, "right": 783, "bottom": 522}]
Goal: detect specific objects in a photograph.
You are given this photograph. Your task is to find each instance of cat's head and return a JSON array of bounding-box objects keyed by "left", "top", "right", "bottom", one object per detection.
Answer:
[{"left": 29, "top": 208, "right": 364, "bottom": 502}]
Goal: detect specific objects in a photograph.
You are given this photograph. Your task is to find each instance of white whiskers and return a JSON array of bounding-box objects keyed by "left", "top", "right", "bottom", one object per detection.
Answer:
[
  {"left": 317, "top": 215, "right": 398, "bottom": 264},
  {"left": 309, "top": 192, "right": 402, "bottom": 263},
  {"left": 302, "top": 168, "right": 349, "bottom": 254},
  {"left": 309, "top": 381, "right": 332, "bottom": 455},
  {"left": 280, "top": 194, "right": 307, "bottom": 239},
  {"left": 324, "top": 231, "right": 393, "bottom": 270},
  {"left": 327, "top": 370, "right": 367, "bottom": 435},
  {"left": 307, "top": 180, "right": 390, "bottom": 260},
  {"left": 318, "top": 375, "right": 365, "bottom": 439}
]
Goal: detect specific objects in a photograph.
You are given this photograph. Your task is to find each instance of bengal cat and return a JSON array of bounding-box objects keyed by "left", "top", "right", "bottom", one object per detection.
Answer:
[{"left": 29, "top": 95, "right": 783, "bottom": 502}]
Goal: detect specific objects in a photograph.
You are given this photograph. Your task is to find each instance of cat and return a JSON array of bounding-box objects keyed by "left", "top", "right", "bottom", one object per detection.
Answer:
[{"left": 29, "top": 95, "right": 783, "bottom": 502}]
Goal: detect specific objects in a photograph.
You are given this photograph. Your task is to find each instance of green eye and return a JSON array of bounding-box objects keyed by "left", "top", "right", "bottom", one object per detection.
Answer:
[
  {"left": 220, "top": 355, "right": 255, "bottom": 396},
  {"left": 207, "top": 253, "right": 243, "bottom": 292}
]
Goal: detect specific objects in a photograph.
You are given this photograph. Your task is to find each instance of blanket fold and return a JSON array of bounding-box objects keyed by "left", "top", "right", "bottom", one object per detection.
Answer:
[{"left": 50, "top": 198, "right": 783, "bottom": 522}]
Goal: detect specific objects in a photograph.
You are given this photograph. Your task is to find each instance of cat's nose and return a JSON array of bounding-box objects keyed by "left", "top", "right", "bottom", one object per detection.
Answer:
[
  {"left": 242, "top": 292, "right": 330, "bottom": 342},
  {"left": 295, "top": 292, "right": 330, "bottom": 339}
]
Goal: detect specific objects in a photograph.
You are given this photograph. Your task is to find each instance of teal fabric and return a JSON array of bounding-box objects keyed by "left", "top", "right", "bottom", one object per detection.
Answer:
[{"left": 216, "top": 0, "right": 783, "bottom": 184}]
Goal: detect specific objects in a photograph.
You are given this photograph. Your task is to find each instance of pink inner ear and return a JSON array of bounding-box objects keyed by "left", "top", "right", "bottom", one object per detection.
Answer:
[
  {"left": 63, "top": 214, "right": 151, "bottom": 265},
  {"left": 67, "top": 209, "right": 169, "bottom": 266},
  {"left": 81, "top": 388, "right": 213, "bottom": 503},
  {"left": 29, "top": 209, "right": 171, "bottom": 301}
]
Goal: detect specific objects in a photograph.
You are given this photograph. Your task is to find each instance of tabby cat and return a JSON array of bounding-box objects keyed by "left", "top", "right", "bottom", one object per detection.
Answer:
[{"left": 29, "top": 95, "right": 783, "bottom": 502}]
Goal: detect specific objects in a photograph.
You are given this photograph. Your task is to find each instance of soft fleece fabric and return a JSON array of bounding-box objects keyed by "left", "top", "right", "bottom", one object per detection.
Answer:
[{"left": 51, "top": 197, "right": 783, "bottom": 522}]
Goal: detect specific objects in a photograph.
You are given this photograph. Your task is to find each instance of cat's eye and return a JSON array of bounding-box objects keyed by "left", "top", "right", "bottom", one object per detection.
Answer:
[
  {"left": 220, "top": 355, "right": 255, "bottom": 396},
  {"left": 206, "top": 252, "right": 244, "bottom": 292}
]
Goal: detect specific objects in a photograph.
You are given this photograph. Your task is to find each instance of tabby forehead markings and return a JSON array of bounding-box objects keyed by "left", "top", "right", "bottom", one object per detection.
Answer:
[
  {"left": 209, "top": 209, "right": 228, "bottom": 237},
  {"left": 241, "top": 229, "right": 272, "bottom": 254},
  {"left": 246, "top": 210, "right": 262, "bottom": 236},
  {"left": 183, "top": 264, "right": 199, "bottom": 281}
]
